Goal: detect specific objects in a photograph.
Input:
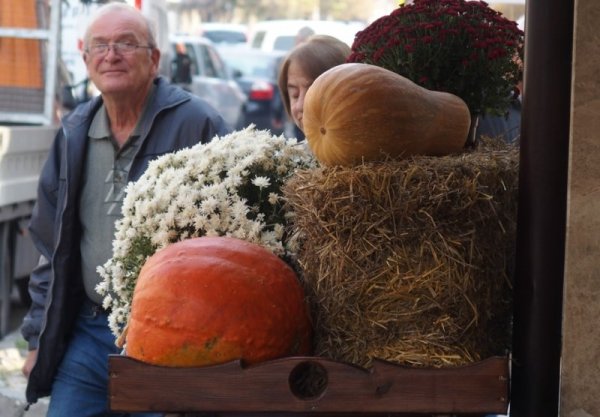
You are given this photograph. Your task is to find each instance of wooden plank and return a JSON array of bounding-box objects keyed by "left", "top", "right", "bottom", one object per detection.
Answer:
[{"left": 109, "top": 355, "right": 509, "bottom": 415}]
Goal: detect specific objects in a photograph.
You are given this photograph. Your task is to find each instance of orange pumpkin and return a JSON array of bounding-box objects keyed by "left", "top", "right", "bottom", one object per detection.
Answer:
[
  {"left": 302, "top": 63, "right": 471, "bottom": 166},
  {"left": 125, "top": 236, "right": 312, "bottom": 367}
]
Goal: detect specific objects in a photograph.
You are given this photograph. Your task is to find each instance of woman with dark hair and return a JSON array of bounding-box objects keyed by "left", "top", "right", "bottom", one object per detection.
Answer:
[{"left": 277, "top": 35, "right": 350, "bottom": 139}]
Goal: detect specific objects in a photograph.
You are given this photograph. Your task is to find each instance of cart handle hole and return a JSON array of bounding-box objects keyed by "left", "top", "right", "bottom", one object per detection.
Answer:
[{"left": 288, "top": 361, "right": 328, "bottom": 400}]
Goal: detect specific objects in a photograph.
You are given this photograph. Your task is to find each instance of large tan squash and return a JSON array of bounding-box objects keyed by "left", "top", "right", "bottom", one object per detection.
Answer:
[{"left": 303, "top": 63, "right": 471, "bottom": 166}]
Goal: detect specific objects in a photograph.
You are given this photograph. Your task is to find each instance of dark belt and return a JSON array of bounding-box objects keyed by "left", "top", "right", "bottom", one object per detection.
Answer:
[{"left": 81, "top": 297, "right": 110, "bottom": 316}]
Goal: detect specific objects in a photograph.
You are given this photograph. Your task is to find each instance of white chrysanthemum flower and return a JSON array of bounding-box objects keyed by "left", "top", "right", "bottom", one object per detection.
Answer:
[
  {"left": 268, "top": 192, "right": 279, "bottom": 205},
  {"left": 95, "top": 273, "right": 109, "bottom": 295},
  {"left": 200, "top": 196, "right": 219, "bottom": 214},
  {"left": 273, "top": 223, "right": 285, "bottom": 240},
  {"left": 101, "top": 294, "right": 113, "bottom": 310},
  {"left": 252, "top": 176, "right": 270, "bottom": 188},
  {"left": 97, "top": 126, "right": 315, "bottom": 337}
]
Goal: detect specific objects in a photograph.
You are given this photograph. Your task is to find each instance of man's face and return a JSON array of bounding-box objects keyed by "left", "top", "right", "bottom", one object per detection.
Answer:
[{"left": 83, "top": 11, "right": 160, "bottom": 97}]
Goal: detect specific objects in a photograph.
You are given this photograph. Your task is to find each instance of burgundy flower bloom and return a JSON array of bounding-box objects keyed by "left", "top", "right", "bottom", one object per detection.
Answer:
[{"left": 347, "top": 0, "right": 524, "bottom": 116}]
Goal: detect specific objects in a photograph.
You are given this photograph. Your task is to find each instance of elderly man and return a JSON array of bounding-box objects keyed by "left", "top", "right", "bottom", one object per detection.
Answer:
[{"left": 20, "top": 3, "right": 231, "bottom": 416}]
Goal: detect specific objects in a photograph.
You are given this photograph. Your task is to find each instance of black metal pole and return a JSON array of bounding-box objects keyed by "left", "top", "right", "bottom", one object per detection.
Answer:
[{"left": 510, "top": 0, "right": 574, "bottom": 416}]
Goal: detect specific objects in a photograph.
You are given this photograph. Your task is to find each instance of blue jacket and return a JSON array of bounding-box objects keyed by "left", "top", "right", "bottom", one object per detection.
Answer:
[
  {"left": 477, "top": 98, "right": 522, "bottom": 145},
  {"left": 21, "top": 77, "right": 231, "bottom": 404}
]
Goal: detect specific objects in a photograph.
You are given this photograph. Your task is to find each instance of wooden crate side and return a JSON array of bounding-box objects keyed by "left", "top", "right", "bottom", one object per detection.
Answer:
[{"left": 109, "top": 355, "right": 509, "bottom": 415}]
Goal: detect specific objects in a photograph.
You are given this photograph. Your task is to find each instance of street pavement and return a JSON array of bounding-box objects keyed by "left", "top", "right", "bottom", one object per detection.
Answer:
[{"left": 0, "top": 299, "right": 48, "bottom": 417}]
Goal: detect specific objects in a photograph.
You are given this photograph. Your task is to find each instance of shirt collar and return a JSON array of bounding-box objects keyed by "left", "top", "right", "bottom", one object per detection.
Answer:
[{"left": 88, "top": 104, "right": 110, "bottom": 140}]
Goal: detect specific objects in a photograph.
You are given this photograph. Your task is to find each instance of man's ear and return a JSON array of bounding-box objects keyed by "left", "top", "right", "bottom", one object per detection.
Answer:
[
  {"left": 151, "top": 48, "right": 161, "bottom": 75},
  {"left": 79, "top": 38, "right": 88, "bottom": 64},
  {"left": 152, "top": 48, "right": 161, "bottom": 65}
]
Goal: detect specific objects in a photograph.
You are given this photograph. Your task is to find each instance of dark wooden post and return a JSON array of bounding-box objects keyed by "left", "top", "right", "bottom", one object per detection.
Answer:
[{"left": 510, "top": 0, "right": 574, "bottom": 416}]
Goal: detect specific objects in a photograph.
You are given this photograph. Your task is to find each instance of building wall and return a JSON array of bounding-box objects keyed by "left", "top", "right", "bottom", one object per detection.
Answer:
[{"left": 561, "top": 0, "right": 600, "bottom": 415}]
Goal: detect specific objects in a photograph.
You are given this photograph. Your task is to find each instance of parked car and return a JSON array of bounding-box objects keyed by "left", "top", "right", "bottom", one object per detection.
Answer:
[
  {"left": 217, "top": 45, "right": 286, "bottom": 136},
  {"left": 198, "top": 23, "right": 248, "bottom": 45},
  {"left": 248, "top": 19, "right": 364, "bottom": 52},
  {"left": 170, "top": 34, "right": 247, "bottom": 129}
]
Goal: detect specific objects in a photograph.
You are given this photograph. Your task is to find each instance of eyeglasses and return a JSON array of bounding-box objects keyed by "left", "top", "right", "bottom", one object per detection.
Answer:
[{"left": 86, "top": 42, "right": 153, "bottom": 57}]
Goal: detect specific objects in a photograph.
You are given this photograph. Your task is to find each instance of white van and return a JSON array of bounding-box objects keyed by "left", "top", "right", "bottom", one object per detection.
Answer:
[{"left": 248, "top": 20, "right": 365, "bottom": 52}]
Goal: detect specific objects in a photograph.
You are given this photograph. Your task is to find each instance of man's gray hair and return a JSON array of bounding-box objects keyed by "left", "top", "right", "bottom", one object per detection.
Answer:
[{"left": 83, "top": 2, "right": 157, "bottom": 49}]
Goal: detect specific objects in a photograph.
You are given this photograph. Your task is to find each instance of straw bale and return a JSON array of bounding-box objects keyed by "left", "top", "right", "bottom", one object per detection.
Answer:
[{"left": 283, "top": 143, "right": 519, "bottom": 368}]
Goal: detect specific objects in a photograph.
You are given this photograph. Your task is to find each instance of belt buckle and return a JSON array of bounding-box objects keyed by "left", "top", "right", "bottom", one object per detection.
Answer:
[
  {"left": 91, "top": 304, "right": 104, "bottom": 316},
  {"left": 84, "top": 298, "right": 109, "bottom": 317}
]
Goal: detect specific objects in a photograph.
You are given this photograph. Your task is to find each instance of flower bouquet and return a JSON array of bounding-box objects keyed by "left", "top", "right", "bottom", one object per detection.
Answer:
[
  {"left": 97, "top": 126, "right": 315, "bottom": 337},
  {"left": 347, "top": 0, "right": 524, "bottom": 118}
]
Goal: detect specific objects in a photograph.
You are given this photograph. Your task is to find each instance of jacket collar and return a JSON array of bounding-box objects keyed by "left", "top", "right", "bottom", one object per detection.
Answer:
[{"left": 61, "top": 76, "right": 191, "bottom": 135}]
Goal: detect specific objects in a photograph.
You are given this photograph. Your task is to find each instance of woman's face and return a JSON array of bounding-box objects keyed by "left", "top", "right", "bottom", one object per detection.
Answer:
[{"left": 286, "top": 60, "right": 314, "bottom": 132}]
